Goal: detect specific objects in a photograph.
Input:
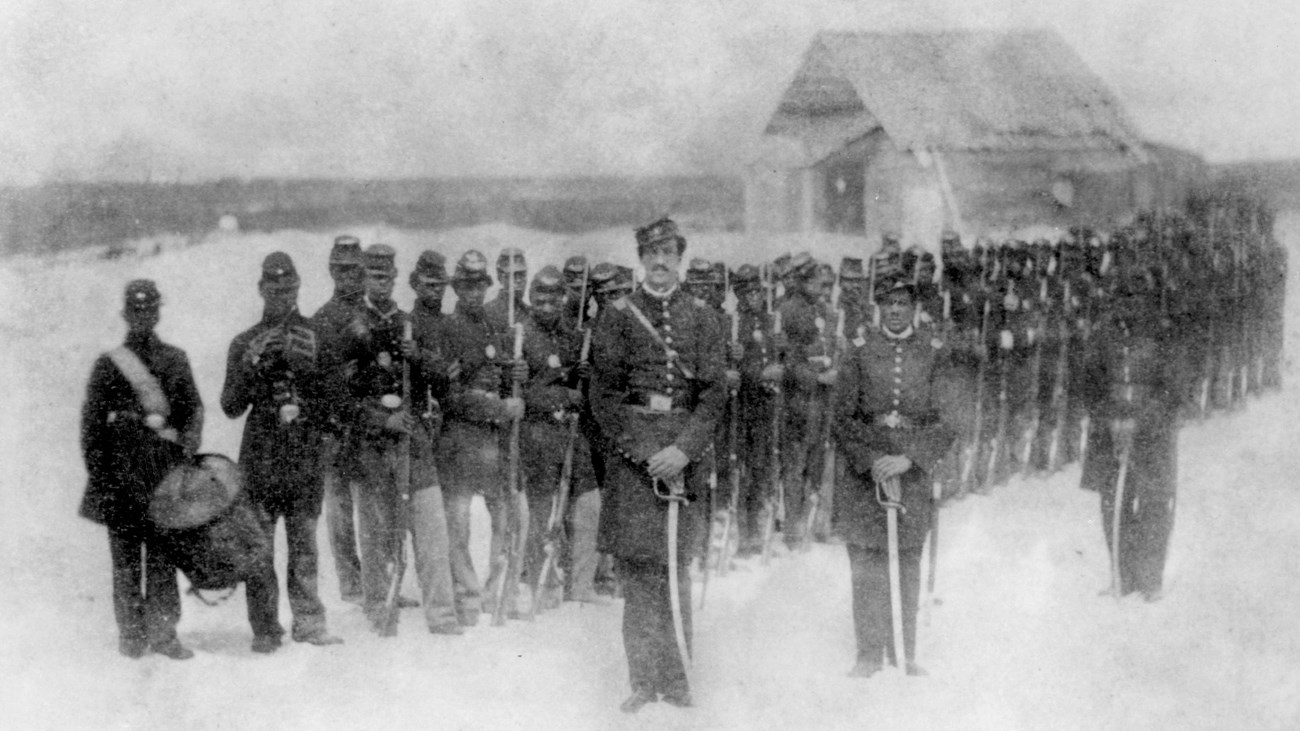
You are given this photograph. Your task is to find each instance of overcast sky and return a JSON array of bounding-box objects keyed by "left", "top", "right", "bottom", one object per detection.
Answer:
[{"left": 2, "top": 0, "right": 1297, "bottom": 185}]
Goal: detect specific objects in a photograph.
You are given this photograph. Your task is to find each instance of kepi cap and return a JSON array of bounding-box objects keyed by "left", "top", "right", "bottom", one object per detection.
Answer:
[
  {"left": 453, "top": 250, "right": 493, "bottom": 284},
  {"left": 330, "top": 235, "right": 363, "bottom": 266},
  {"left": 363, "top": 244, "right": 397, "bottom": 275},
  {"left": 124, "top": 279, "right": 161, "bottom": 311},
  {"left": 260, "top": 252, "right": 300, "bottom": 290},
  {"left": 530, "top": 265, "right": 565, "bottom": 295},
  {"left": 635, "top": 217, "right": 686, "bottom": 255},
  {"left": 412, "top": 250, "right": 448, "bottom": 285}
]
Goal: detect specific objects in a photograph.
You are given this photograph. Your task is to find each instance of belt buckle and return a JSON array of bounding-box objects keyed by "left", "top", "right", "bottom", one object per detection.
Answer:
[{"left": 648, "top": 394, "right": 673, "bottom": 413}]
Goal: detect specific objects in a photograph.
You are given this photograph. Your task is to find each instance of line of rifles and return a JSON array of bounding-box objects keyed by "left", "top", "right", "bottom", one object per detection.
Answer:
[{"left": 702, "top": 201, "right": 1287, "bottom": 576}]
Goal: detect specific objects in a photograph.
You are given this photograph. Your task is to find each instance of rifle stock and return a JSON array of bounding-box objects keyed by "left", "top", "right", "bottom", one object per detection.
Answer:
[
  {"left": 491, "top": 277, "right": 527, "bottom": 626},
  {"left": 379, "top": 320, "right": 414, "bottom": 637},
  {"left": 535, "top": 327, "right": 590, "bottom": 610},
  {"left": 761, "top": 277, "right": 785, "bottom": 565}
]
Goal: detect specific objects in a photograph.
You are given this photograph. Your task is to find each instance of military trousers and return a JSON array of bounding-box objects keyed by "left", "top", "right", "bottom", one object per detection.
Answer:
[
  {"left": 738, "top": 390, "right": 776, "bottom": 553},
  {"left": 108, "top": 526, "right": 181, "bottom": 649},
  {"left": 244, "top": 501, "right": 326, "bottom": 640},
  {"left": 322, "top": 452, "right": 361, "bottom": 601},
  {"left": 847, "top": 543, "right": 922, "bottom": 667},
  {"left": 524, "top": 443, "right": 601, "bottom": 602},
  {"left": 1099, "top": 471, "right": 1175, "bottom": 598},
  {"left": 439, "top": 422, "right": 520, "bottom": 623},
  {"left": 618, "top": 556, "right": 692, "bottom": 698},
  {"left": 355, "top": 442, "right": 459, "bottom": 631}
]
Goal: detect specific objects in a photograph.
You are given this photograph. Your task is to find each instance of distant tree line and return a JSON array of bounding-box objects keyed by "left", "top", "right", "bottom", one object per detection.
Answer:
[{"left": 0, "top": 176, "right": 744, "bottom": 256}]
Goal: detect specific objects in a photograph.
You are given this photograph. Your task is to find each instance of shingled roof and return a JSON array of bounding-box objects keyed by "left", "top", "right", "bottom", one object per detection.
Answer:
[{"left": 765, "top": 29, "right": 1145, "bottom": 156}]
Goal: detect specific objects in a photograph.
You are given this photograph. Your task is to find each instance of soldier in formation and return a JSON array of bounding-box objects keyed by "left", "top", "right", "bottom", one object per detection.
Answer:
[{"left": 82, "top": 198, "right": 1282, "bottom": 712}]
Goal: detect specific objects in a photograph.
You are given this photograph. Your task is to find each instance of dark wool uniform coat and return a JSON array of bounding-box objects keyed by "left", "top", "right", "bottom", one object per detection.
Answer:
[
  {"left": 832, "top": 324, "right": 959, "bottom": 550},
  {"left": 341, "top": 300, "right": 449, "bottom": 492},
  {"left": 1076, "top": 307, "right": 1185, "bottom": 596},
  {"left": 1077, "top": 315, "right": 1183, "bottom": 501},
  {"left": 220, "top": 309, "right": 329, "bottom": 514},
  {"left": 519, "top": 314, "right": 597, "bottom": 494},
  {"left": 777, "top": 292, "right": 834, "bottom": 443},
  {"left": 736, "top": 306, "right": 779, "bottom": 475},
  {"left": 310, "top": 291, "right": 365, "bottom": 442},
  {"left": 80, "top": 332, "right": 204, "bottom": 536},
  {"left": 590, "top": 286, "right": 726, "bottom": 562}
]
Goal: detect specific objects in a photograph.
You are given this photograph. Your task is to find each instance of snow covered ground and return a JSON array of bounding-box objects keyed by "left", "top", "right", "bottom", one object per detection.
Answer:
[{"left": 1, "top": 216, "right": 1297, "bottom": 730}]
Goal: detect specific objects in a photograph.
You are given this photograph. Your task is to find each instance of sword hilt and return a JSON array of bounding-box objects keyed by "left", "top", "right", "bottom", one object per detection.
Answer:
[
  {"left": 653, "top": 475, "right": 689, "bottom": 503},
  {"left": 874, "top": 476, "right": 906, "bottom": 513}
]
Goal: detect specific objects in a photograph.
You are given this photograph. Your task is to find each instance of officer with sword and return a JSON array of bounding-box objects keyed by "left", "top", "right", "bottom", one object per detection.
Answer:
[
  {"left": 832, "top": 273, "right": 959, "bottom": 678},
  {"left": 589, "top": 217, "right": 726, "bottom": 713}
]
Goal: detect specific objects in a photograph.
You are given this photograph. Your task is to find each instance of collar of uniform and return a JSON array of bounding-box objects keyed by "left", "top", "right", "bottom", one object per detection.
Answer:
[
  {"left": 640, "top": 282, "right": 679, "bottom": 302},
  {"left": 125, "top": 330, "right": 159, "bottom": 352},
  {"left": 454, "top": 300, "right": 487, "bottom": 322},
  {"left": 260, "top": 307, "right": 300, "bottom": 326},
  {"left": 366, "top": 296, "right": 400, "bottom": 322},
  {"left": 415, "top": 299, "right": 443, "bottom": 318},
  {"left": 881, "top": 324, "right": 914, "bottom": 341}
]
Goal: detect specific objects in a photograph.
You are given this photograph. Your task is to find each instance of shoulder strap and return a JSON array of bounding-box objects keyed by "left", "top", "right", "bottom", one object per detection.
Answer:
[
  {"left": 621, "top": 297, "right": 696, "bottom": 380},
  {"left": 106, "top": 346, "right": 178, "bottom": 442}
]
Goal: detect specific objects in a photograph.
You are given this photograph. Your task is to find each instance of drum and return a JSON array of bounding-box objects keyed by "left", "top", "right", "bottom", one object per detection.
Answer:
[
  {"left": 151, "top": 454, "right": 270, "bottom": 591},
  {"left": 150, "top": 453, "right": 241, "bottom": 530}
]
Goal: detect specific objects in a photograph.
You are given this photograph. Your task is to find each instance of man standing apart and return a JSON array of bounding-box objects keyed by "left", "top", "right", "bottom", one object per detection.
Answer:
[
  {"left": 221, "top": 253, "right": 343, "bottom": 652},
  {"left": 80, "top": 280, "right": 203, "bottom": 659},
  {"left": 590, "top": 218, "right": 726, "bottom": 712},
  {"left": 1078, "top": 266, "right": 1184, "bottom": 602},
  {"left": 833, "top": 275, "right": 958, "bottom": 678}
]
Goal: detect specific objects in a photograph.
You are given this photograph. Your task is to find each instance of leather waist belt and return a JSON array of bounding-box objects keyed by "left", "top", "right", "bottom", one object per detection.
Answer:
[
  {"left": 626, "top": 405, "right": 689, "bottom": 416},
  {"left": 872, "top": 412, "right": 936, "bottom": 430},
  {"left": 624, "top": 392, "right": 691, "bottom": 412},
  {"left": 526, "top": 409, "right": 577, "bottom": 424},
  {"left": 1109, "top": 383, "right": 1158, "bottom": 403}
]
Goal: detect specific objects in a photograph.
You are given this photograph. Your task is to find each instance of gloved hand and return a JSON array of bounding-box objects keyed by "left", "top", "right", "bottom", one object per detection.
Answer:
[
  {"left": 246, "top": 329, "right": 286, "bottom": 366},
  {"left": 400, "top": 338, "right": 421, "bottom": 364},
  {"left": 1109, "top": 418, "right": 1136, "bottom": 455},
  {"left": 873, "top": 454, "right": 913, "bottom": 484},
  {"left": 574, "top": 359, "right": 592, "bottom": 382},
  {"left": 647, "top": 445, "right": 689, "bottom": 480},
  {"left": 816, "top": 368, "right": 839, "bottom": 386},
  {"left": 503, "top": 397, "right": 525, "bottom": 421},
  {"left": 384, "top": 411, "right": 416, "bottom": 435},
  {"left": 511, "top": 359, "right": 529, "bottom": 385},
  {"left": 761, "top": 363, "right": 785, "bottom": 383}
]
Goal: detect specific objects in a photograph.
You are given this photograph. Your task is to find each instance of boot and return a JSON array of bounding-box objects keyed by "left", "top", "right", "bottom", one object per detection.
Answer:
[
  {"left": 151, "top": 639, "right": 195, "bottom": 660},
  {"left": 619, "top": 688, "right": 656, "bottom": 714}
]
